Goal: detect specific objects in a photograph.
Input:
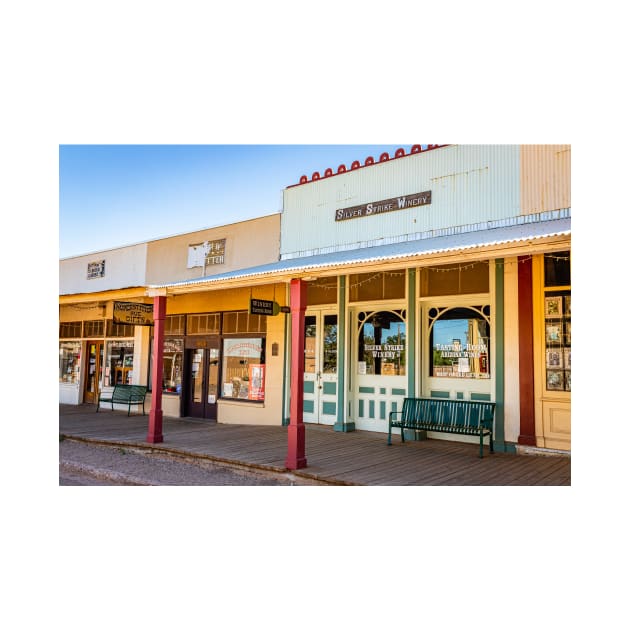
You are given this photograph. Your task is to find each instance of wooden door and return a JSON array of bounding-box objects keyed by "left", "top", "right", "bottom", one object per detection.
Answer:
[{"left": 83, "top": 341, "right": 103, "bottom": 404}]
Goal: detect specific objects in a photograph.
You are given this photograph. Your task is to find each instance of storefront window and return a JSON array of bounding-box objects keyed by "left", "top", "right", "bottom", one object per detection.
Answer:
[
  {"left": 357, "top": 310, "right": 406, "bottom": 376},
  {"left": 221, "top": 338, "right": 266, "bottom": 401},
  {"left": 349, "top": 270, "right": 406, "bottom": 302},
  {"left": 163, "top": 339, "right": 183, "bottom": 393},
  {"left": 105, "top": 340, "right": 134, "bottom": 386},
  {"left": 544, "top": 252, "right": 571, "bottom": 392},
  {"left": 59, "top": 341, "right": 81, "bottom": 384},
  {"left": 429, "top": 307, "right": 490, "bottom": 379}
]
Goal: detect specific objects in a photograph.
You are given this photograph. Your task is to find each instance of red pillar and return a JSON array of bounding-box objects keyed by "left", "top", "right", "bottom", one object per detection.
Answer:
[
  {"left": 286, "top": 279, "right": 307, "bottom": 469},
  {"left": 517, "top": 257, "right": 536, "bottom": 446},
  {"left": 147, "top": 294, "right": 166, "bottom": 444}
]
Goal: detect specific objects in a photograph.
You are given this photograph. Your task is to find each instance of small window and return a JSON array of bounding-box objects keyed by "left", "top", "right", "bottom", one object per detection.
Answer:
[
  {"left": 107, "top": 320, "right": 135, "bottom": 338},
  {"left": 222, "top": 311, "right": 266, "bottom": 334},
  {"left": 349, "top": 270, "right": 406, "bottom": 302},
  {"left": 420, "top": 261, "right": 489, "bottom": 297},
  {"left": 544, "top": 251, "right": 571, "bottom": 287},
  {"left": 165, "top": 314, "right": 186, "bottom": 335},
  {"left": 60, "top": 321, "right": 82, "bottom": 338},
  {"left": 105, "top": 340, "right": 135, "bottom": 385},
  {"left": 83, "top": 320, "right": 104, "bottom": 337},
  {"left": 307, "top": 278, "right": 338, "bottom": 305},
  {"left": 187, "top": 313, "right": 220, "bottom": 335}
]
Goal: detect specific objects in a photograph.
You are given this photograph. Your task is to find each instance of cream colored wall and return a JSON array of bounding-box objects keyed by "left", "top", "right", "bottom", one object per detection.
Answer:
[
  {"left": 502, "top": 257, "right": 521, "bottom": 443},
  {"left": 521, "top": 145, "right": 571, "bottom": 214},
  {"left": 145, "top": 214, "right": 281, "bottom": 285},
  {"left": 60, "top": 243, "right": 148, "bottom": 295}
]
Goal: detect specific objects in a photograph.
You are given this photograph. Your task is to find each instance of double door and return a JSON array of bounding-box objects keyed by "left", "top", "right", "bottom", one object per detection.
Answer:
[
  {"left": 185, "top": 337, "right": 220, "bottom": 420},
  {"left": 303, "top": 310, "right": 338, "bottom": 425}
]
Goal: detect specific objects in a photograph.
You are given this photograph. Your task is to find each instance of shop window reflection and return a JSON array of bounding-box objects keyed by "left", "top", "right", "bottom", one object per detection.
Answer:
[{"left": 357, "top": 310, "right": 406, "bottom": 376}]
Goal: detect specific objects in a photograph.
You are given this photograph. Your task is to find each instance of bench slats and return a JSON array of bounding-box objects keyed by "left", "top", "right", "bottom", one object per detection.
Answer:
[
  {"left": 388, "top": 397, "right": 495, "bottom": 458},
  {"left": 96, "top": 384, "right": 148, "bottom": 416}
]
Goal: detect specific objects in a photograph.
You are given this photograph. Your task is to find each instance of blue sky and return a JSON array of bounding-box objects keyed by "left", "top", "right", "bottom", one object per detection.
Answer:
[{"left": 59, "top": 144, "right": 417, "bottom": 259}]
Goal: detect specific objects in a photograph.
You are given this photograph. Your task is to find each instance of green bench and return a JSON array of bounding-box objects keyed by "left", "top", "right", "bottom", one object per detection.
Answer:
[
  {"left": 388, "top": 397, "right": 496, "bottom": 458},
  {"left": 96, "top": 384, "right": 148, "bottom": 416}
]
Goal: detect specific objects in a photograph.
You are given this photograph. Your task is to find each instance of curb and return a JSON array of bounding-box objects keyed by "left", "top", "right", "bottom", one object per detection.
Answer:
[{"left": 59, "top": 435, "right": 353, "bottom": 486}]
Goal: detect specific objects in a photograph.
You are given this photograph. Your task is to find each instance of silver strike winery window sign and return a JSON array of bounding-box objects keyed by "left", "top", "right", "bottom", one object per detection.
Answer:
[{"left": 335, "top": 191, "right": 431, "bottom": 222}]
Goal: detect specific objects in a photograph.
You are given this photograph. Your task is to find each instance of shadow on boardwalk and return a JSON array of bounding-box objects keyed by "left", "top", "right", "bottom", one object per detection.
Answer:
[{"left": 59, "top": 404, "right": 570, "bottom": 486}]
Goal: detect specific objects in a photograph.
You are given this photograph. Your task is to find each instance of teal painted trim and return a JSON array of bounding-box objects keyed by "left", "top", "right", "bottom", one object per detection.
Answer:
[
  {"left": 392, "top": 388, "right": 406, "bottom": 396},
  {"left": 430, "top": 390, "right": 450, "bottom": 399},
  {"left": 322, "top": 401, "right": 336, "bottom": 415},
  {"left": 407, "top": 268, "right": 416, "bottom": 398},
  {"left": 303, "top": 381, "right": 315, "bottom": 394},
  {"left": 471, "top": 392, "right": 492, "bottom": 401},
  {"left": 380, "top": 401, "right": 386, "bottom": 420},
  {"left": 456, "top": 391, "right": 464, "bottom": 400},
  {"left": 334, "top": 421, "right": 355, "bottom": 432},
  {"left": 502, "top": 442, "right": 517, "bottom": 454},
  {"left": 359, "top": 386, "right": 375, "bottom": 394},
  {"left": 379, "top": 387, "right": 386, "bottom": 395},
  {"left": 323, "top": 381, "right": 336, "bottom": 395},
  {"left": 391, "top": 401, "right": 398, "bottom": 415},
  {"left": 369, "top": 400, "right": 375, "bottom": 419},
  {"left": 495, "top": 259, "right": 506, "bottom": 450},
  {"left": 359, "top": 399, "right": 364, "bottom": 417},
  {"left": 303, "top": 400, "right": 314, "bottom": 414},
  {"left": 336, "top": 275, "right": 347, "bottom": 430},
  {"left": 282, "top": 312, "right": 289, "bottom": 426}
]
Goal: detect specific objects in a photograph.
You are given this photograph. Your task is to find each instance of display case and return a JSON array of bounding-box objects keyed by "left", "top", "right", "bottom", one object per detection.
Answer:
[{"left": 544, "top": 291, "right": 570, "bottom": 392}]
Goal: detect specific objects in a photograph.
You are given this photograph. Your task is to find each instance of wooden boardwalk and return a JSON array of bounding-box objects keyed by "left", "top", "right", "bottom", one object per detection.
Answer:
[{"left": 59, "top": 405, "right": 571, "bottom": 486}]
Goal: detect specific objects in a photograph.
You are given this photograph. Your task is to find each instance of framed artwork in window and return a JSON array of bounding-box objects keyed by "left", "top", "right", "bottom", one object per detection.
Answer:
[
  {"left": 546, "top": 370, "right": 565, "bottom": 391},
  {"left": 565, "top": 321, "right": 571, "bottom": 345},
  {"left": 546, "top": 349, "right": 563, "bottom": 369},
  {"left": 564, "top": 370, "right": 571, "bottom": 391},
  {"left": 563, "top": 348, "right": 571, "bottom": 369},
  {"left": 546, "top": 322, "right": 562, "bottom": 344},
  {"left": 545, "top": 296, "right": 563, "bottom": 318},
  {"left": 564, "top": 295, "right": 571, "bottom": 317}
]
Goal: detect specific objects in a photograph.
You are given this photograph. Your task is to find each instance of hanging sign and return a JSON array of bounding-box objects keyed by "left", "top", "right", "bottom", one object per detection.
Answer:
[
  {"left": 113, "top": 301, "right": 154, "bottom": 326},
  {"left": 249, "top": 298, "right": 281, "bottom": 316},
  {"left": 335, "top": 190, "right": 431, "bottom": 222}
]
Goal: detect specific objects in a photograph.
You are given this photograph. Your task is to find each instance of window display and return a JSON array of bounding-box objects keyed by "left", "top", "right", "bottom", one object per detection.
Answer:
[
  {"left": 429, "top": 306, "right": 490, "bottom": 379},
  {"left": 59, "top": 341, "right": 81, "bottom": 384},
  {"left": 162, "top": 339, "right": 183, "bottom": 393},
  {"left": 221, "top": 337, "right": 265, "bottom": 401},
  {"left": 357, "top": 310, "right": 406, "bottom": 376},
  {"left": 544, "top": 251, "right": 570, "bottom": 393},
  {"left": 105, "top": 340, "right": 134, "bottom": 385}
]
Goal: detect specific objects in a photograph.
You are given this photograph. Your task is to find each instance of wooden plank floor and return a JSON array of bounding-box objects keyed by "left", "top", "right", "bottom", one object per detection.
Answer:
[{"left": 59, "top": 405, "right": 571, "bottom": 486}]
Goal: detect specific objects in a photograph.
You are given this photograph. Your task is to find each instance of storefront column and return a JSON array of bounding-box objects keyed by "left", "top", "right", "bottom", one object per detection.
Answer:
[
  {"left": 147, "top": 294, "right": 166, "bottom": 444},
  {"left": 334, "top": 275, "right": 353, "bottom": 432},
  {"left": 517, "top": 256, "right": 536, "bottom": 445},
  {"left": 286, "top": 279, "right": 307, "bottom": 469},
  {"left": 494, "top": 259, "right": 506, "bottom": 451},
  {"left": 407, "top": 268, "right": 416, "bottom": 398}
]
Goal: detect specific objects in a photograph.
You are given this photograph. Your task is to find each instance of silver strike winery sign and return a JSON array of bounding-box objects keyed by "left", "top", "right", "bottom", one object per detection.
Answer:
[{"left": 335, "top": 190, "right": 431, "bottom": 222}]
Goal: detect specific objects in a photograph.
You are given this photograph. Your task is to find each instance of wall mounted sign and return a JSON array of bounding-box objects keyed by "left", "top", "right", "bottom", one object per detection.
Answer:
[
  {"left": 113, "top": 301, "right": 154, "bottom": 326},
  {"left": 87, "top": 260, "right": 105, "bottom": 279},
  {"left": 335, "top": 191, "right": 431, "bottom": 222},
  {"left": 249, "top": 299, "right": 281, "bottom": 316},
  {"left": 187, "top": 238, "right": 226, "bottom": 269}
]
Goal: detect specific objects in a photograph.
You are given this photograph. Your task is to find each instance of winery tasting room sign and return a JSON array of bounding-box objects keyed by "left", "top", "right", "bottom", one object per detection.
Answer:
[{"left": 334, "top": 191, "right": 431, "bottom": 222}]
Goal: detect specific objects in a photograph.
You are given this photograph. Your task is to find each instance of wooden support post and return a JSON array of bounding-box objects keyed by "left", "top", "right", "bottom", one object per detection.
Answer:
[
  {"left": 286, "top": 279, "right": 307, "bottom": 469},
  {"left": 147, "top": 295, "right": 166, "bottom": 444},
  {"left": 517, "top": 256, "right": 536, "bottom": 446}
]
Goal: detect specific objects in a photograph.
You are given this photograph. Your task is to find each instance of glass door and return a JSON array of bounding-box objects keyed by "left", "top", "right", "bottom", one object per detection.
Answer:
[
  {"left": 83, "top": 341, "right": 103, "bottom": 404},
  {"left": 185, "top": 338, "right": 220, "bottom": 420},
  {"left": 303, "top": 310, "right": 338, "bottom": 425}
]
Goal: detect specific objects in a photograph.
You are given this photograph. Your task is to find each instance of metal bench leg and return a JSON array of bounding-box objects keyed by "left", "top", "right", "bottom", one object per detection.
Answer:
[
  {"left": 387, "top": 424, "right": 392, "bottom": 445},
  {"left": 479, "top": 434, "right": 484, "bottom": 458}
]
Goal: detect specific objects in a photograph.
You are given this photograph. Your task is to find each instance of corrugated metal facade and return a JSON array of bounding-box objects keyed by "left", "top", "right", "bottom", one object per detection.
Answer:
[
  {"left": 521, "top": 145, "right": 571, "bottom": 214},
  {"left": 281, "top": 145, "right": 520, "bottom": 259}
]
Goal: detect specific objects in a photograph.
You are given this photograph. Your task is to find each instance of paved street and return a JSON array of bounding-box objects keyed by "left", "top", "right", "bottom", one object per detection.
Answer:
[{"left": 59, "top": 438, "right": 326, "bottom": 486}]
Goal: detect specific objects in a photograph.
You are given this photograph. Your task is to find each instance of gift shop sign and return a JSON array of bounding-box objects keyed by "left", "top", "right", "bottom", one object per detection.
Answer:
[
  {"left": 335, "top": 191, "right": 431, "bottom": 222},
  {"left": 113, "top": 301, "right": 154, "bottom": 326}
]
